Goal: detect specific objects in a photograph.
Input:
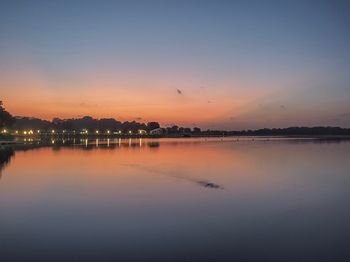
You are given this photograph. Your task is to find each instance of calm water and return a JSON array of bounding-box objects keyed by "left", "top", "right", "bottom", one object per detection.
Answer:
[{"left": 1, "top": 138, "right": 350, "bottom": 261}]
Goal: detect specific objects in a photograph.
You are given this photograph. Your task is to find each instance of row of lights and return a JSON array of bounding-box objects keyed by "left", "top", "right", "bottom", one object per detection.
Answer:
[{"left": 3, "top": 129, "right": 148, "bottom": 135}]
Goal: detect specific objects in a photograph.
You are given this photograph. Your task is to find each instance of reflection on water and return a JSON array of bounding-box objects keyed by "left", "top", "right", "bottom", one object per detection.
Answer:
[
  {"left": 1, "top": 137, "right": 350, "bottom": 261},
  {"left": 0, "top": 146, "right": 14, "bottom": 179}
]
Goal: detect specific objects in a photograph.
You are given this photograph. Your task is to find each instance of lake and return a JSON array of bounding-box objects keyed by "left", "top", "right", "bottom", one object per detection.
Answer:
[{"left": 1, "top": 137, "right": 350, "bottom": 261}]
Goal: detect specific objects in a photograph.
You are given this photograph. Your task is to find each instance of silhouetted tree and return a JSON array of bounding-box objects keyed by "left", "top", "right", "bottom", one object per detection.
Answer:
[
  {"left": 170, "top": 125, "right": 179, "bottom": 133},
  {"left": 0, "top": 101, "right": 15, "bottom": 128},
  {"left": 12, "top": 117, "right": 51, "bottom": 131},
  {"left": 193, "top": 127, "right": 201, "bottom": 133},
  {"left": 147, "top": 122, "right": 160, "bottom": 131},
  {"left": 183, "top": 128, "right": 191, "bottom": 133}
]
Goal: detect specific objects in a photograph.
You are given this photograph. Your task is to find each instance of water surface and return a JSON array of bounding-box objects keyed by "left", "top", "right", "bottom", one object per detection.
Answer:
[{"left": 1, "top": 138, "right": 350, "bottom": 261}]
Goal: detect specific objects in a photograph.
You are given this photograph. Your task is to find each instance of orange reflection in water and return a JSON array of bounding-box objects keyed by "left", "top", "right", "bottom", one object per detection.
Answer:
[{"left": 2, "top": 138, "right": 350, "bottom": 207}]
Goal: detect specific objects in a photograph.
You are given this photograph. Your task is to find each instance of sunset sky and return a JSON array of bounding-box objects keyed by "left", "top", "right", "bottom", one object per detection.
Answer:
[{"left": 1, "top": 0, "right": 350, "bottom": 129}]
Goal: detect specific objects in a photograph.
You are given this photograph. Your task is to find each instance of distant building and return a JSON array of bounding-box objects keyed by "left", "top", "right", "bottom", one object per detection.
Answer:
[
  {"left": 150, "top": 128, "right": 164, "bottom": 135},
  {"left": 138, "top": 129, "right": 147, "bottom": 135}
]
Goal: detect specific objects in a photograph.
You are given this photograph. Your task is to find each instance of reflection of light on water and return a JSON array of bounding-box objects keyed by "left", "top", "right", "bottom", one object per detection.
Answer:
[
  {"left": 85, "top": 139, "right": 88, "bottom": 147},
  {"left": 96, "top": 139, "right": 99, "bottom": 147},
  {"left": 128, "top": 138, "right": 131, "bottom": 147},
  {"left": 139, "top": 138, "right": 142, "bottom": 147},
  {"left": 118, "top": 138, "right": 121, "bottom": 147},
  {"left": 107, "top": 139, "right": 110, "bottom": 147}
]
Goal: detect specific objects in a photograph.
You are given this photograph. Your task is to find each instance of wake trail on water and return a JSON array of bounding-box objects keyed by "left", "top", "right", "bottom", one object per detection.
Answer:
[{"left": 122, "top": 163, "right": 224, "bottom": 190}]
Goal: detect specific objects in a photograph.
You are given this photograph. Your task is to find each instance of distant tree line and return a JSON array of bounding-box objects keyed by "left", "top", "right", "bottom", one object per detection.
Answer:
[
  {"left": 11, "top": 116, "right": 203, "bottom": 134},
  {"left": 7, "top": 117, "right": 350, "bottom": 136},
  {"left": 1, "top": 100, "right": 350, "bottom": 136},
  {"left": 12, "top": 116, "right": 162, "bottom": 133},
  {"left": 0, "top": 101, "right": 15, "bottom": 128},
  {"left": 203, "top": 126, "right": 350, "bottom": 136}
]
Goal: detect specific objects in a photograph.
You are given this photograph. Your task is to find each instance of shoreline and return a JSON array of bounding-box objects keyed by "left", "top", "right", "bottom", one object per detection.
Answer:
[{"left": 2, "top": 134, "right": 350, "bottom": 146}]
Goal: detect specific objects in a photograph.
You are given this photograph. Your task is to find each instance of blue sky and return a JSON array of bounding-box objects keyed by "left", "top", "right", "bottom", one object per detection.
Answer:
[{"left": 1, "top": 0, "right": 350, "bottom": 129}]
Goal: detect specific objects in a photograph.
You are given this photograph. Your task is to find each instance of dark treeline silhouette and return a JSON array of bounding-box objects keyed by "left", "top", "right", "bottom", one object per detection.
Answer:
[
  {"left": 13, "top": 116, "right": 161, "bottom": 133},
  {"left": 11, "top": 116, "right": 204, "bottom": 135},
  {"left": 0, "top": 101, "right": 15, "bottom": 129},
  {"left": 1, "top": 100, "right": 350, "bottom": 137},
  {"left": 220, "top": 126, "right": 350, "bottom": 136},
  {"left": 8, "top": 117, "right": 350, "bottom": 136},
  {"left": 51, "top": 116, "right": 149, "bottom": 132},
  {"left": 13, "top": 117, "right": 51, "bottom": 130}
]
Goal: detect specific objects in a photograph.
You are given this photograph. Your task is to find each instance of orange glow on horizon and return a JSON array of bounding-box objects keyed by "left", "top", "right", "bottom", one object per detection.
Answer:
[
  {"left": 0, "top": 63, "right": 281, "bottom": 128},
  {"left": 2, "top": 81, "right": 257, "bottom": 127}
]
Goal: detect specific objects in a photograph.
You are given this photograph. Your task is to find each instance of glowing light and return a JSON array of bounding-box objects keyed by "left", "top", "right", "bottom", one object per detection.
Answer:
[
  {"left": 23, "top": 131, "right": 27, "bottom": 135},
  {"left": 51, "top": 130, "right": 55, "bottom": 134},
  {"left": 96, "top": 130, "right": 99, "bottom": 134},
  {"left": 2, "top": 129, "right": 7, "bottom": 133},
  {"left": 138, "top": 129, "right": 147, "bottom": 135},
  {"left": 107, "top": 130, "right": 110, "bottom": 134},
  {"left": 128, "top": 130, "right": 132, "bottom": 134},
  {"left": 118, "top": 130, "right": 122, "bottom": 134},
  {"left": 37, "top": 130, "right": 40, "bottom": 133},
  {"left": 29, "top": 130, "right": 33, "bottom": 135},
  {"left": 15, "top": 130, "right": 18, "bottom": 134}
]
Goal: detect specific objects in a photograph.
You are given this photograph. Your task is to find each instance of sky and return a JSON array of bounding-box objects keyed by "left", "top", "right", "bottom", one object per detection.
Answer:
[{"left": 1, "top": 0, "right": 350, "bottom": 130}]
